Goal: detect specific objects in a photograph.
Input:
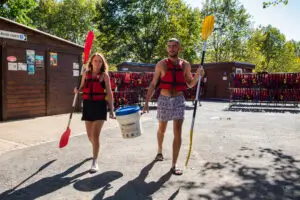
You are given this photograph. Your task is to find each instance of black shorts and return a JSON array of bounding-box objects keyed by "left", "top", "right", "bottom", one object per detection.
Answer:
[{"left": 82, "top": 100, "right": 107, "bottom": 121}]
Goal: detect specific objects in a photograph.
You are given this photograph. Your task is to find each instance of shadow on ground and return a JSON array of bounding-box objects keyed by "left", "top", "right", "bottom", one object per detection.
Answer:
[
  {"left": 0, "top": 158, "right": 91, "bottom": 200},
  {"left": 176, "top": 147, "right": 300, "bottom": 200},
  {"left": 73, "top": 171, "right": 123, "bottom": 192},
  {"left": 94, "top": 160, "right": 173, "bottom": 200}
]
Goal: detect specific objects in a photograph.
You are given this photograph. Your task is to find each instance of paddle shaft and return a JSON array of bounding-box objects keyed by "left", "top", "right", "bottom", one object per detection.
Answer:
[
  {"left": 66, "top": 61, "right": 85, "bottom": 128},
  {"left": 67, "top": 93, "right": 78, "bottom": 127},
  {"left": 185, "top": 41, "right": 207, "bottom": 167}
]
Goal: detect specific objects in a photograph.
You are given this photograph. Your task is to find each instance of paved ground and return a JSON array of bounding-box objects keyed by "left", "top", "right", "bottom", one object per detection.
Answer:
[{"left": 0, "top": 102, "right": 299, "bottom": 200}]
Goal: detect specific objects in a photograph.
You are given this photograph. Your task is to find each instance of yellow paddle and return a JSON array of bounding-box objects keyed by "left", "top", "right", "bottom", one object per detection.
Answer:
[{"left": 185, "top": 15, "right": 214, "bottom": 167}]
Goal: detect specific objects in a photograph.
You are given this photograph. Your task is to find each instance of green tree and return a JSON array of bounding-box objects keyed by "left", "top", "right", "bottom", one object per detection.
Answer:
[
  {"left": 288, "top": 40, "right": 300, "bottom": 72},
  {"left": 155, "top": 0, "right": 202, "bottom": 63},
  {"left": 246, "top": 25, "right": 300, "bottom": 72},
  {"left": 29, "top": 0, "right": 97, "bottom": 44},
  {"left": 263, "top": 0, "right": 288, "bottom": 8},
  {"left": 94, "top": 0, "right": 202, "bottom": 64},
  {"left": 28, "top": 0, "right": 59, "bottom": 32},
  {"left": 260, "top": 25, "right": 286, "bottom": 71},
  {"left": 291, "top": 40, "right": 300, "bottom": 57},
  {"left": 94, "top": 0, "right": 169, "bottom": 64},
  {"left": 244, "top": 28, "right": 265, "bottom": 71},
  {"left": 201, "top": 0, "right": 252, "bottom": 63},
  {"left": 0, "top": 0, "right": 38, "bottom": 25}
]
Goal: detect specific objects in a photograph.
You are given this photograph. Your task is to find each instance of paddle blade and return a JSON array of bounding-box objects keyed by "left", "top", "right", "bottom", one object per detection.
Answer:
[
  {"left": 202, "top": 15, "right": 214, "bottom": 41},
  {"left": 83, "top": 31, "right": 94, "bottom": 64},
  {"left": 59, "top": 127, "right": 71, "bottom": 148}
]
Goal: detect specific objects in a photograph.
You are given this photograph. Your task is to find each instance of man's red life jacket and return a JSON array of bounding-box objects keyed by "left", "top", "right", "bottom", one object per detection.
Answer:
[
  {"left": 82, "top": 71, "right": 106, "bottom": 100},
  {"left": 159, "top": 59, "right": 186, "bottom": 91}
]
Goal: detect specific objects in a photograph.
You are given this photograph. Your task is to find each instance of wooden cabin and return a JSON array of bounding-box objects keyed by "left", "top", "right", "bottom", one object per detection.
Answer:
[{"left": 0, "top": 17, "right": 83, "bottom": 121}]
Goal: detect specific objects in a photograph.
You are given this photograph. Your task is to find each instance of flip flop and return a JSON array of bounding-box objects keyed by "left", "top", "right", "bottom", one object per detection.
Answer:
[
  {"left": 154, "top": 153, "right": 164, "bottom": 161},
  {"left": 170, "top": 166, "right": 183, "bottom": 176}
]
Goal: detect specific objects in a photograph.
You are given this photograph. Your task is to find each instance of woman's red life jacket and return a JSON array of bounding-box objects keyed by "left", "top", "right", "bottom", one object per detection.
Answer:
[
  {"left": 82, "top": 72, "right": 106, "bottom": 100},
  {"left": 159, "top": 59, "right": 186, "bottom": 91}
]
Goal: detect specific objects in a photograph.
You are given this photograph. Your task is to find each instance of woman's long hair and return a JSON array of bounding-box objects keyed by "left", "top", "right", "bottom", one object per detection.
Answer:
[{"left": 87, "top": 53, "right": 109, "bottom": 73}]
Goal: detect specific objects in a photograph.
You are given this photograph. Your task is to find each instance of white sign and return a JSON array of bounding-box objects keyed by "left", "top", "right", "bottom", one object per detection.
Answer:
[
  {"left": 73, "top": 63, "right": 79, "bottom": 69},
  {"left": 0, "top": 30, "right": 27, "bottom": 41},
  {"left": 73, "top": 70, "right": 79, "bottom": 77},
  {"left": 18, "top": 63, "right": 27, "bottom": 71},
  {"left": 236, "top": 68, "right": 243, "bottom": 74},
  {"left": 8, "top": 62, "right": 18, "bottom": 71}
]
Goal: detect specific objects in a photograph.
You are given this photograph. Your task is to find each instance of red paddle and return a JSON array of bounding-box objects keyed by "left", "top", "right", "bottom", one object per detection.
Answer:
[{"left": 59, "top": 31, "right": 94, "bottom": 148}]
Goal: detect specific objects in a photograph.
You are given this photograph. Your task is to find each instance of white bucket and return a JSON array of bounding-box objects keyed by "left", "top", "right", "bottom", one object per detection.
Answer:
[{"left": 115, "top": 106, "right": 142, "bottom": 138}]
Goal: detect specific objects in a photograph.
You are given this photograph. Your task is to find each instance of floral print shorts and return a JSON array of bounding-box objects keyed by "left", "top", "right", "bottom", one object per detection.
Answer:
[{"left": 157, "top": 94, "right": 185, "bottom": 121}]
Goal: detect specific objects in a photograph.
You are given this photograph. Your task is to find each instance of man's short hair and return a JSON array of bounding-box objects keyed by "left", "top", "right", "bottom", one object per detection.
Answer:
[{"left": 168, "top": 38, "right": 180, "bottom": 45}]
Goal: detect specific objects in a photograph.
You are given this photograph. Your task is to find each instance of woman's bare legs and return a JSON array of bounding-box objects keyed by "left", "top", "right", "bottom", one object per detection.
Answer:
[{"left": 86, "top": 120, "right": 104, "bottom": 172}]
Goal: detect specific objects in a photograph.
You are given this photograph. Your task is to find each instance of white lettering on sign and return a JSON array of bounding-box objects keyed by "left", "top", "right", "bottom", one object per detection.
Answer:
[{"left": 0, "top": 30, "right": 27, "bottom": 41}]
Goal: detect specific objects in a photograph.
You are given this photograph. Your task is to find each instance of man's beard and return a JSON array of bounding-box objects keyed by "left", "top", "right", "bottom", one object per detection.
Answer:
[{"left": 169, "top": 53, "right": 178, "bottom": 58}]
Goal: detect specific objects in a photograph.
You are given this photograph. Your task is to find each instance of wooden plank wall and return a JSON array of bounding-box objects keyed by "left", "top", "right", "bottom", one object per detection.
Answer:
[
  {"left": 5, "top": 45, "right": 46, "bottom": 119},
  {"left": 47, "top": 52, "right": 79, "bottom": 115}
]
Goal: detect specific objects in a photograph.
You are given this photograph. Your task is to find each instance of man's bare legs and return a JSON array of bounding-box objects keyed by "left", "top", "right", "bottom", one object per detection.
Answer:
[
  {"left": 172, "top": 119, "right": 183, "bottom": 167},
  {"left": 156, "top": 119, "right": 184, "bottom": 175},
  {"left": 155, "top": 121, "right": 168, "bottom": 161}
]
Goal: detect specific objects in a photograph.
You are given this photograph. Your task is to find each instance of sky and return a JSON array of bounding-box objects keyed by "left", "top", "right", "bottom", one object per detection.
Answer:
[{"left": 184, "top": 0, "right": 300, "bottom": 41}]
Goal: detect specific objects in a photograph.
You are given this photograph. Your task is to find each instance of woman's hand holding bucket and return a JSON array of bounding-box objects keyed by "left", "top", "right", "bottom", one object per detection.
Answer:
[
  {"left": 109, "top": 111, "right": 116, "bottom": 119},
  {"left": 141, "top": 103, "right": 149, "bottom": 115}
]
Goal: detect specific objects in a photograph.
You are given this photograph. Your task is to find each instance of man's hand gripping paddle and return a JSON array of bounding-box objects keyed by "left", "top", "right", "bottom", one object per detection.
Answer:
[
  {"left": 59, "top": 31, "right": 94, "bottom": 148},
  {"left": 185, "top": 16, "right": 214, "bottom": 166}
]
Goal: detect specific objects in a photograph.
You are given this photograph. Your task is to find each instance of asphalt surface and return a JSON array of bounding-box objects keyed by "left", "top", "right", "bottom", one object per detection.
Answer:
[{"left": 0, "top": 102, "right": 299, "bottom": 200}]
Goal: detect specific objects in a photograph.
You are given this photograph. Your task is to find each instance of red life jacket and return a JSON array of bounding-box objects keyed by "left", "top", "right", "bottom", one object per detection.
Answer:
[
  {"left": 159, "top": 59, "right": 186, "bottom": 91},
  {"left": 82, "top": 72, "right": 106, "bottom": 100},
  {"left": 110, "top": 78, "right": 116, "bottom": 90}
]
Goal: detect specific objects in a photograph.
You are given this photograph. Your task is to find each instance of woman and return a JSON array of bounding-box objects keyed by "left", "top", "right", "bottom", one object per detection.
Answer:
[{"left": 74, "top": 52, "right": 115, "bottom": 173}]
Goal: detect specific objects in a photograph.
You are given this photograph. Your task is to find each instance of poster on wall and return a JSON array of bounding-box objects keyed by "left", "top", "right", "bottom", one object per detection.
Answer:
[
  {"left": 18, "top": 63, "right": 27, "bottom": 71},
  {"left": 222, "top": 72, "right": 227, "bottom": 80},
  {"left": 50, "top": 52, "right": 58, "bottom": 66},
  {"left": 8, "top": 62, "right": 18, "bottom": 71},
  {"left": 73, "top": 70, "right": 79, "bottom": 77},
  {"left": 26, "top": 50, "right": 35, "bottom": 65},
  {"left": 35, "top": 55, "right": 44, "bottom": 68},
  {"left": 28, "top": 64, "right": 35, "bottom": 75},
  {"left": 236, "top": 68, "right": 242, "bottom": 74},
  {"left": 73, "top": 62, "right": 79, "bottom": 69}
]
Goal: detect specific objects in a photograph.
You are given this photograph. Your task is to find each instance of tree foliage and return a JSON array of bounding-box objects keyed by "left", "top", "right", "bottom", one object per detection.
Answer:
[
  {"left": 201, "top": 0, "right": 251, "bottom": 62},
  {"left": 0, "top": 0, "right": 299, "bottom": 72},
  {"left": 29, "top": 0, "right": 97, "bottom": 44},
  {"left": 0, "top": 0, "right": 38, "bottom": 25},
  {"left": 94, "top": 0, "right": 202, "bottom": 64},
  {"left": 245, "top": 25, "right": 300, "bottom": 72},
  {"left": 263, "top": 0, "right": 288, "bottom": 8}
]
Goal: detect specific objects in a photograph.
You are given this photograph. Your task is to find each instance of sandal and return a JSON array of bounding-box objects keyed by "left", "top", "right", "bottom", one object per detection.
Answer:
[
  {"left": 170, "top": 166, "right": 183, "bottom": 176},
  {"left": 154, "top": 153, "right": 164, "bottom": 161}
]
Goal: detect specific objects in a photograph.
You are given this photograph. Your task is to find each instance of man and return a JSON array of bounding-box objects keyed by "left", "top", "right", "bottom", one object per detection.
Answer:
[{"left": 142, "top": 38, "right": 204, "bottom": 175}]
